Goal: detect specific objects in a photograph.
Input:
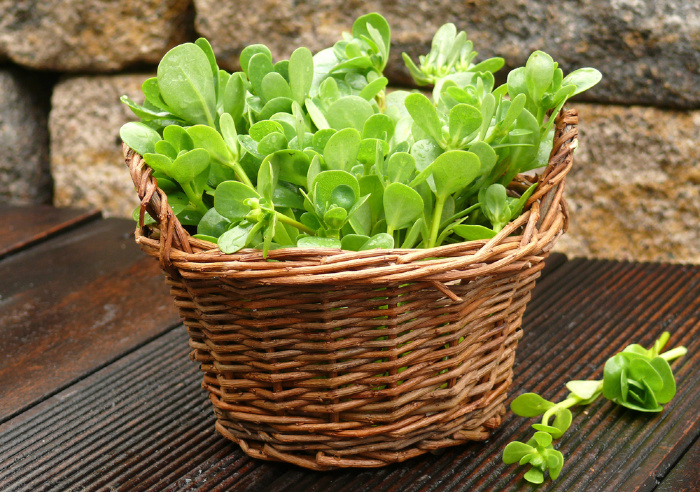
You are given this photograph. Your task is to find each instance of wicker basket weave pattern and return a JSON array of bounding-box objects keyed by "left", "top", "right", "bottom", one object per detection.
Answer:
[{"left": 124, "top": 110, "right": 579, "bottom": 470}]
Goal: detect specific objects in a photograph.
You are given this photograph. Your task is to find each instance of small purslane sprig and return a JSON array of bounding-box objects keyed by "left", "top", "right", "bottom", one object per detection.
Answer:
[{"left": 503, "top": 332, "right": 687, "bottom": 484}]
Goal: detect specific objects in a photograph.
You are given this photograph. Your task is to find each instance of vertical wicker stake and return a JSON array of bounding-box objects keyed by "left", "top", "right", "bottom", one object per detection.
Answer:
[{"left": 124, "top": 110, "right": 579, "bottom": 470}]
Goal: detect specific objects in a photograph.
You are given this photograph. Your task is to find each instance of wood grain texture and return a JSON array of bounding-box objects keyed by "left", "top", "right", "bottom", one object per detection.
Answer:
[
  {"left": 0, "top": 205, "right": 101, "bottom": 260},
  {"left": 0, "top": 218, "right": 180, "bottom": 423},
  {"left": 1, "top": 259, "right": 697, "bottom": 491},
  {"left": 657, "top": 439, "right": 700, "bottom": 492}
]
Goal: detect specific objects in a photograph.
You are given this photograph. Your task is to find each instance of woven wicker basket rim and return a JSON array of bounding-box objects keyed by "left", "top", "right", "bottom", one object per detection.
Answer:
[{"left": 124, "top": 109, "right": 578, "bottom": 285}]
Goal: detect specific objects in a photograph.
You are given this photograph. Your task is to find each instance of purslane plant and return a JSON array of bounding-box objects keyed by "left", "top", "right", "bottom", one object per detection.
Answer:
[
  {"left": 120, "top": 13, "right": 602, "bottom": 257},
  {"left": 502, "top": 332, "right": 687, "bottom": 484}
]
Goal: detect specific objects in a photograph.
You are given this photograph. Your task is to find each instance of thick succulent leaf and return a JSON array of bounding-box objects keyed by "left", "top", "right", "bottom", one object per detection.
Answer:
[
  {"left": 502, "top": 442, "right": 534, "bottom": 465},
  {"left": 448, "top": 104, "right": 481, "bottom": 145},
  {"left": 360, "top": 233, "right": 394, "bottom": 250},
  {"left": 341, "top": 234, "right": 370, "bottom": 251},
  {"left": 404, "top": 93, "right": 443, "bottom": 144},
  {"left": 386, "top": 152, "right": 416, "bottom": 184},
  {"left": 323, "top": 128, "right": 361, "bottom": 171},
  {"left": 452, "top": 224, "right": 497, "bottom": 241},
  {"left": 240, "top": 44, "right": 272, "bottom": 74},
  {"left": 649, "top": 356, "right": 677, "bottom": 404},
  {"left": 214, "top": 180, "right": 259, "bottom": 220},
  {"left": 157, "top": 43, "right": 217, "bottom": 126},
  {"left": 218, "top": 221, "right": 257, "bottom": 253},
  {"left": 566, "top": 380, "right": 603, "bottom": 401},
  {"left": 297, "top": 236, "right": 342, "bottom": 249},
  {"left": 525, "top": 51, "right": 555, "bottom": 101},
  {"left": 197, "top": 208, "right": 230, "bottom": 238},
  {"left": 510, "top": 393, "right": 555, "bottom": 417},
  {"left": 313, "top": 170, "right": 360, "bottom": 213},
  {"left": 121, "top": 122, "right": 161, "bottom": 156},
  {"left": 411, "top": 150, "right": 480, "bottom": 200},
  {"left": 326, "top": 96, "right": 375, "bottom": 131},
  {"left": 383, "top": 182, "right": 424, "bottom": 231},
  {"left": 289, "top": 47, "right": 314, "bottom": 105},
  {"left": 170, "top": 148, "right": 210, "bottom": 185},
  {"left": 562, "top": 68, "right": 603, "bottom": 96}
]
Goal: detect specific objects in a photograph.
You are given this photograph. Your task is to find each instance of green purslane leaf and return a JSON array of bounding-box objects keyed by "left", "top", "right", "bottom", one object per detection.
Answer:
[
  {"left": 326, "top": 96, "right": 375, "bottom": 131},
  {"left": 313, "top": 170, "right": 361, "bottom": 213},
  {"left": 363, "top": 113, "right": 394, "bottom": 141},
  {"left": 215, "top": 180, "right": 260, "bottom": 220},
  {"left": 289, "top": 47, "right": 314, "bottom": 105},
  {"left": 340, "top": 234, "right": 370, "bottom": 251},
  {"left": 562, "top": 68, "right": 603, "bottom": 96},
  {"left": 170, "top": 149, "right": 209, "bottom": 183},
  {"left": 297, "top": 236, "right": 342, "bottom": 249},
  {"left": 525, "top": 51, "right": 555, "bottom": 102},
  {"left": 218, "top": 221, "right": 257, "bottom": 253},
  {"left": 412, "top": 150, "right": 480, "bottom": 200},
  {"left": 157, "top": 43, "right": 217, "bottom": 127},
  {"left": 383, "top": 182, "right": 424, "bottom": 233},
  {"left": 240, "top": 44, "right": 272, "bottom": 73},
  {"left": 120, "top": 122, "right": 161, "bottom": 156},
  {"left": 566, "top": 380, "right": 602, "bottom": 401},
  {"left": 324, "top": 128, "right": 362, "bottom": 171},
  {"left": 405, "top": 93, "right": 443, "bottom": 144},
  {"left": 511, "top": 393, "right": 555, "bottom": 417},
  {"left": 261, "top": 71, "right": 292, "bottom": 102},
  {"left": 197, "top": 208, "right": 231, "bottom": 238},
  {"left": 452, "top": 224, "right": 496, "bottom": 241},
  {"left": 386, "top": 152, "right": 415, "bottom": 184},
  {"left": 248, "top": 52, "right": 275, "bottom": 99},
  {"left": 448, "top": 103, "right": 481, "bottom": 148}
]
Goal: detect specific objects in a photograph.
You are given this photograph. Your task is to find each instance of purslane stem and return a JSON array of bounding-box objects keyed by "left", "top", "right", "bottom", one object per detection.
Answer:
[
  {"left": 182, "top": 182, "right": 209, "bottom": 215},
  {"left": 275, "top": 212, "right": 315, "bottom": 235},
  {"left": 660, "top": 346, "right": 687, "bottom": 362},
  {"left": 232, "top": 161, "right": 254, "bottom": 188},
  {"left": 541, "top": 382, "right": 604, "bottom": 427},
  {"left": 428, "top": 196, "right": 446, "bottom": 248}
]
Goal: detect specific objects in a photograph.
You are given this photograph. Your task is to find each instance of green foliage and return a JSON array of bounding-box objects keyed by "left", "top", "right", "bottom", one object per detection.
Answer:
[
  {"left": 503, "top": 332, "right": 687, "bottom": 484},
  {"left": 121, "top": 15, "right": 602, "bottom": 256}
]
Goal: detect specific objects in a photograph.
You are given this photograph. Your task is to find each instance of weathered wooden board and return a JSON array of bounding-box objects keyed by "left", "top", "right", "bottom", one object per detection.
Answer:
[
  {"left": 0, "top": 218, "right": 180, "bottom": 422},
  {"left": 0, "top": 205, "right": 101, "bottom": 260}
]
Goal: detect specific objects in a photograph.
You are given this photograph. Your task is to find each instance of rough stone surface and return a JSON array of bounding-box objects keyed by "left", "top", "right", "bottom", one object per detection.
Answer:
[
  {"left": 194, "top": 0, "right": 699, "bottom": 109},
  {"left": 0, "top": 68, "right": 52, "bottom": 204},
  {"left": 0, "top": 0, "right": 193, "bottom": 72},
  {"left": 50, "top": 74, "right": 151, "bottom": 217},
  {"left": 553, "top": 104, "right": 700, "bottom": 263}
]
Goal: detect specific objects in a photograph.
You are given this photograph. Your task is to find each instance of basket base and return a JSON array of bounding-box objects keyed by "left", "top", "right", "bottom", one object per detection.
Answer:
[{"left": 212, "top": 401, "right": 507, "bottom": 470}]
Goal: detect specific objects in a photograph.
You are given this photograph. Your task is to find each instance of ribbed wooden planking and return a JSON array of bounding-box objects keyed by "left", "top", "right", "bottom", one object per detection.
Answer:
[
  {"left": 0, "top": 259, "right": 697, "bottom": 490},
  {"left": 656, "top": 439, "right": 700, "bottom": 492},
  {"left": 0, "top": 218, "right": 180, "bottom": 423},
  {"left": 0, "top": 205, "right": 101, "bottom": 260}
]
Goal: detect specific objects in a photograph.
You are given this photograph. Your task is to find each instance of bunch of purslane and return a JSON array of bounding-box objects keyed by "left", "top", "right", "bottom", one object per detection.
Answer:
[{"left": 120, "top": 13, "right": 601, "bottom": 256}]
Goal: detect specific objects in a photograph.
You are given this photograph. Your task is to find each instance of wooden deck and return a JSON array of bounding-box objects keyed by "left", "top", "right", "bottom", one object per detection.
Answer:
[{"left": 1, "top": 205, "right": 697, "bottom": 491}]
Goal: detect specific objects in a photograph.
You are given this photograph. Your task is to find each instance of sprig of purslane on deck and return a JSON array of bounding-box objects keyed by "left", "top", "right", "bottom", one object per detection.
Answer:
[{"left": 502, "top": 332, "right": 687, "bottom": 484}]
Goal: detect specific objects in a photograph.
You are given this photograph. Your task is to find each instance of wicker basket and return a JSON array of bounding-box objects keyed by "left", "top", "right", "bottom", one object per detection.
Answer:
[{"left": 124, "top": 109, "right": 578, "bottom": 470}]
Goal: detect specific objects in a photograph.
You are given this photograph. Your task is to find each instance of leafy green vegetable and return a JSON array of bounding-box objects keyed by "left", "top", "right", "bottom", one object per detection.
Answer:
[
  {"left": 121, "top": 13, "right": 601, "bottom": 255},
  {"left": 503, "top": 332, "right": 687, "bottom": 483}
]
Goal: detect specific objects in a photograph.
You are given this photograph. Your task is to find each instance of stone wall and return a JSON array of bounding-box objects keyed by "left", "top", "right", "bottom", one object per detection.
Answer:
[{"left": 0, "top": 0, "right": 698, "bottom": 262}]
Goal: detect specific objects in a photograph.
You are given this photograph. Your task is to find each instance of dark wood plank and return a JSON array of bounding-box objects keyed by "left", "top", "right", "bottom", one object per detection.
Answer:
[
  {"left": 0, "top": 205, "right": 101, "bottom": 260},
  {"left": 0, "top": 218, "right": 180, "bottom": 423},
  {"left": 3, "top": 261, "right": 697, "bottom": 491},
  {"left": 657, "top": 438, "right": 700, "bottom": 492}
]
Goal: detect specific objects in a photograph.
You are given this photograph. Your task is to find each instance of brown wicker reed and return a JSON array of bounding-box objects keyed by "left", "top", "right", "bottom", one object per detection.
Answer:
[{"left": 124, "top": 109, "right": 579, "bottom": 470}]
